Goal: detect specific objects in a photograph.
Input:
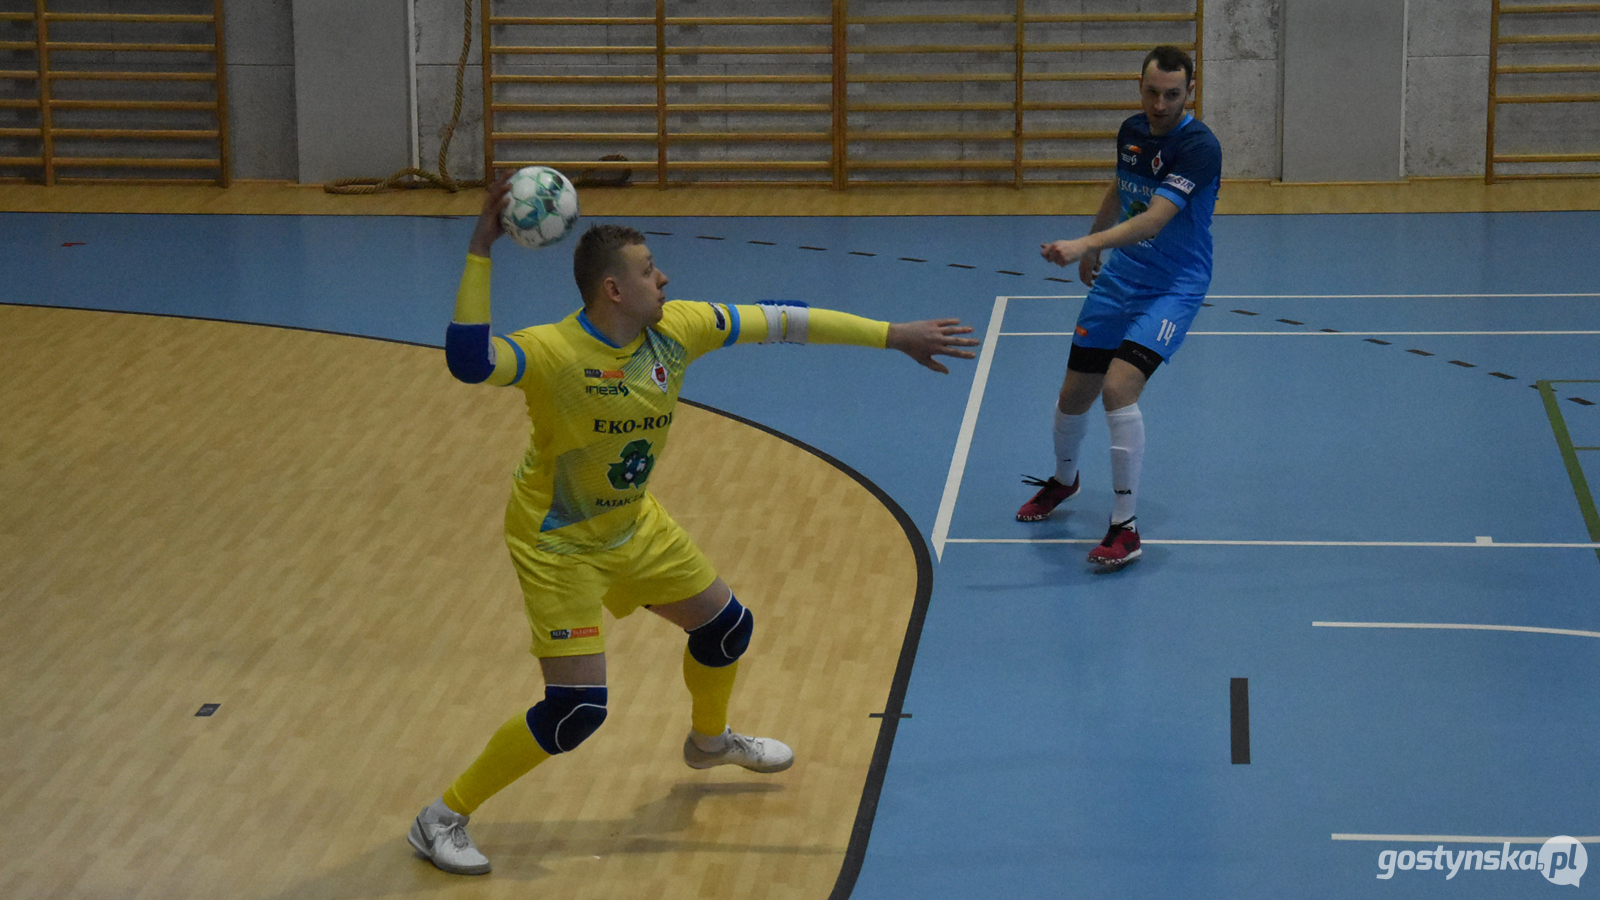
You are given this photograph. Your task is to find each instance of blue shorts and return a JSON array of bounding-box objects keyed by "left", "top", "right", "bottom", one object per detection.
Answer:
[{"left": 1073, "top": 266, "right": 1205, "bottom": 362}]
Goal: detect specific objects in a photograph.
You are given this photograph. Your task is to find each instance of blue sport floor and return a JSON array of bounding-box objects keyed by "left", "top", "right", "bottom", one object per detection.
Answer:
[{"left": 6, "top": 208, "right": 1599, "bottom": 899}]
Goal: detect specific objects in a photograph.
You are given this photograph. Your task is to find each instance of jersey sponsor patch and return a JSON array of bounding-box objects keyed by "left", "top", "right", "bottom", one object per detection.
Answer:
[
  {"left": 584, "top": 368, "right": 624, "bottom": 379},
  {"left": 550, "top": 626, "right": 601, "bottom": 640},
  {"left": 1164, "top": 174, "right": 1196, "bottom": 194}
]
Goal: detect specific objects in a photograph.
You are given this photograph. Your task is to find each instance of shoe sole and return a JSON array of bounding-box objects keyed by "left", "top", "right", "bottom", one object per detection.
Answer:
[
  {"left": 685, "top": 756, "right": 794, "bottom": 773},
  {"left": 1088, "top": 548, "right": 1141, "bottom": 570},
  {"left": 408, "top": 821, "right": 492, "bottom": 876}
]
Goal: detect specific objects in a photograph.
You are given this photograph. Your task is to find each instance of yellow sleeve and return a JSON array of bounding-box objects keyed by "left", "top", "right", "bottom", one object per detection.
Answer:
[
  {"left": 453, "top": 253, "right": 492, "bottom": 324},
  {"left": 727, "top": 304, "right": 889, "bottom": 348}
]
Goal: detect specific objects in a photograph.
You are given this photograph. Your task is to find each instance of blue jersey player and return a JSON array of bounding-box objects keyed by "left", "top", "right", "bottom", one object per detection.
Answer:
[{"left": 1018, "top": 46, "right": 1221, "bottom": 569}]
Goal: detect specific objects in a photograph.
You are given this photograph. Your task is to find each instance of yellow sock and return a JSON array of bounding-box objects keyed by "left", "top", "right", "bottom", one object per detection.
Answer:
[
  {"left": 442, "top": 713, "right": 552, "bottom": 815},
  {"left": 682, "top": 648, "right": 739, "bottom": 737}
]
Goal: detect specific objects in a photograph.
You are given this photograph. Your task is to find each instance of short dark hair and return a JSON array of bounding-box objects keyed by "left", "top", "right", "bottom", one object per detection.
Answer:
[
  {"left": 1142, "top": 45, "right": 1194, "bottom": 84},
  {"left": 572, "top": 223, "right": 646, "bottom": 305}
]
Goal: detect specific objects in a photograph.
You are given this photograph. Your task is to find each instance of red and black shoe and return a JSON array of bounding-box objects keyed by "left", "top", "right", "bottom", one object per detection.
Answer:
[
  {"left": 1087, "top": 518, "right": 1141, "bottom": 569},
  {"left": 1016, "top": 474, "right": 1080, "bottom": 521}
]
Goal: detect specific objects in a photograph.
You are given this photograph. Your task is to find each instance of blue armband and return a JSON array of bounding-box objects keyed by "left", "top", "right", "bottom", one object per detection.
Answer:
[{"left": 444, "top": 322, "right": 494, "bottom": 383}]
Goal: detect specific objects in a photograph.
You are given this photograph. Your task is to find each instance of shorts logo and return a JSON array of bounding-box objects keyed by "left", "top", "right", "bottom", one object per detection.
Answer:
[
  {"left": 1075, "top": 326, "right": 1089, "bottom": 337},
  {"left": 1157, "top": 318, "right": 1177, "bottom": 345},
  {"left": 549, "top": 626, "right": 600, "bottom": 640},
  {"left": 584, "top": 368, "right": 624, "bottom": 379}
]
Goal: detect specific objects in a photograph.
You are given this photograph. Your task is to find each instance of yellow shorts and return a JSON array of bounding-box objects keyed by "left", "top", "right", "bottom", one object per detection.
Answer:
[{"left": 505, "top": 493, "right": 718, "bottom": 658}]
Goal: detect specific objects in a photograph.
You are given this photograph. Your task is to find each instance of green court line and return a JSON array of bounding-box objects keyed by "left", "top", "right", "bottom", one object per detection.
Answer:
[{"left": 1538, "top": 380, "right": 1600, "bottom": 564}]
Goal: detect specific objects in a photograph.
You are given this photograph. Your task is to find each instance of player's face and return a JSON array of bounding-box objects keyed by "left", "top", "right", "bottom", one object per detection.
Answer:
[
  {"left": 1140, "top": 63, "right": 1193, "bottom": 136},
  {"left": 611, "top": 242, "right": 669, "bottom": 326}
]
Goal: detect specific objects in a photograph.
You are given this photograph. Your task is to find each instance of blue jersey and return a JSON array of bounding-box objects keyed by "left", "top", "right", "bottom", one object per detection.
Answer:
[{"left": 1101, "top": 112, "right": 1221, "bottom": 295}]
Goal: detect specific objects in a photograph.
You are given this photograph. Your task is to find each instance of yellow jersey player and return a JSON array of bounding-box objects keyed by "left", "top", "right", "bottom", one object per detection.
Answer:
[{"left": 408, "top": 171, "right": 979, "bottom": 875}]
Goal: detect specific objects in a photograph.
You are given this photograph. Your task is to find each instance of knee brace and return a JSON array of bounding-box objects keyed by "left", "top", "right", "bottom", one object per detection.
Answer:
[
  {"left": 526, "top": 685, "right": 608, "bottom": 755},
  {"left": 686, "top": 595, "right": 753, "bottom": 668}
]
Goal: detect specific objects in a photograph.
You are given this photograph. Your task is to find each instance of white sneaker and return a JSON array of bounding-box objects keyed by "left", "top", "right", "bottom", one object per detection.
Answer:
[
  {"left": 407, "top": 801, "right": 491, "bottom": 875},
  {"left": 683, "top": 728, "right": 794, "bottom": 773}
]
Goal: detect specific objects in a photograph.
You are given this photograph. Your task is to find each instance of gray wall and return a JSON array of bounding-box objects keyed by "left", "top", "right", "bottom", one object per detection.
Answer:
[{"left": 211, "top": 0, "right": 1592, "bottom": 184}]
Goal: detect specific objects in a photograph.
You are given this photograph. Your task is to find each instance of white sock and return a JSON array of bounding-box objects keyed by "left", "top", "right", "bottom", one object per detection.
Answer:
[
  {"left": 1052, "top": 407, "right": 1090, "bottom": 485},
  {"left": 691, "top": 727, "right": 730, "bottom": 753},
  {"left": 425, "top": 797, "right": 461, "bottom": 822},
  {"left": 1106, "top": 403, "right": 1144, "bottom": 524}
]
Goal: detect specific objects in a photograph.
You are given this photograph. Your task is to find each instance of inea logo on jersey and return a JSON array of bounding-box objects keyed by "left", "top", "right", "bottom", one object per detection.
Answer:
[{"left": 584, "top": 368, "right": 630, "bottom": 396}]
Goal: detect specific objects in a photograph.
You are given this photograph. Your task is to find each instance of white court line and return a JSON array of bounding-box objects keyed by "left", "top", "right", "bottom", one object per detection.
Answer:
[
  {"left": 942, "top": 538, "right": 1600, "bottom": 548},
  {"left": 932, "top": 296, "right": 1006, "bottom": 561},
  {"left": 1313, "top": 621, "right": 1600, "bottom": 639},
  {"left": 1001, "top": 330, "right": 1600, "bottom": 337},
  {"left": 1333, "top": 834, "right": 1600, "bottom": 844}
]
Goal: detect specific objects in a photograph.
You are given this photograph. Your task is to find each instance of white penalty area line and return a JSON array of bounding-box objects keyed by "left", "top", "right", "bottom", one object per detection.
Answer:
[
  {"left": 932, "top": 296, "right": 1007, "bottom": 561},
  {"left": 1314, "top": 621, "right": 1600, "bottom": 640},
  {"left": 941, "top": 538, "right": 1600, "bottom": 549},
  {"left": 1333, "top": 834, "right": 1600, "bottom": 844}
]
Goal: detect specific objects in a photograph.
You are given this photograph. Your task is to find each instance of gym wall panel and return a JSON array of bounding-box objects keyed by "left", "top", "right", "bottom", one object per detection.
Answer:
[
  {"left": 1281, "top": 0, "right": 1407, "bottom": 182},
  {"left": 291, "top": 0, "right": 412, "bottom": 184}
]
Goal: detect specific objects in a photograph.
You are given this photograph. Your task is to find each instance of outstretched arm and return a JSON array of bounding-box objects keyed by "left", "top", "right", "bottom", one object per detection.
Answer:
[{"left": 887, "top": 319, "right": 979, "bottom": 374}]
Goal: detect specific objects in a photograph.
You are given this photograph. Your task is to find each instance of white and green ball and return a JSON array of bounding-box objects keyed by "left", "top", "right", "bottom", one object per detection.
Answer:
[{"left": 501, "top": 166, "right": 580, "bottom": 249}]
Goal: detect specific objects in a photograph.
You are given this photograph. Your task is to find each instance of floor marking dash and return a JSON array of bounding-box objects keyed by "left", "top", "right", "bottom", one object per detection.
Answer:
[
  {"left": 799, "top": 245, "right": 826, "bottom": 251},
  {"left": 1230, "top": 678, "right": 1250, "bottom": 765},
  {"left": 849, "top": 251, "right": 876, "bottom": 256},
  {"left": 1449, "top": 360, "right": 1476, "bottom": 367},
  {"left": 695, "top": 235, "right": 725, "bottom": 241},
  {"left": 1408, "top": 349, "right": 1434, "bottom": 356},
  {"left": 747, "top": 240, "right": 776, "bottom": 245}
]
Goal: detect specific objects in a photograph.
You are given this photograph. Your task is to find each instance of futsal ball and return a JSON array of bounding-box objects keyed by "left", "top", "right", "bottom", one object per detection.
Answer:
[{"left": 501, "top": 166, "right": 580, "bottom": 249}]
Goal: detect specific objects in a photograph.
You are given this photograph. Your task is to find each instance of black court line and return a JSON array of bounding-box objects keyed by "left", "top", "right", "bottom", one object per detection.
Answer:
[
  {"left": 696, "top": 235, "right": 725, "bottom": 241},
  {"left": 850, "top": 251, "right": 876, "bottom": 257},
  {"left": 1276, "top": 318, "right": 1302, "bottom": 325},
  {"left": 748, "top": 240, "right": 776, "bottom": 245},
  {"left": 1231, "top": 309, "right": 1258, "bottom": 316},
  {"left": 948, "top": 263, "right": 975, "bottom": 269},
  {"left": 1230, "top": 678, "right": 1250, "bottom": 764},
  {"left": 900, "top": 257, "right": 927, "bottom": 263},
  {"left": 800, "top": 246, "right": 827, "bottom": 251},
  {"left": 644, "top": 230, "right": 672, "bottom": 236},
  {"left": 1366, "top": 338, "right": 1391, "bottom": 345},
  {"left": 195, "top": 703, "right": 220, "bottom": 717},
  {"left": 675, "top": 399, "right": 935, "bottom": 900},
  {"left": 996, "top": 270, "right": 1024, "bottom": 276}
]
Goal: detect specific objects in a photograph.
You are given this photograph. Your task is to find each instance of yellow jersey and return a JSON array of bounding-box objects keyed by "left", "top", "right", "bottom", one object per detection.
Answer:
[{"left": 453, "top": 255, "right": 889, "bottom": 555}]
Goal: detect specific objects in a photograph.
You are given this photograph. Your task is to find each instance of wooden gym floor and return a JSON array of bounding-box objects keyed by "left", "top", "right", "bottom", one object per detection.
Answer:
[{"left": 0, "top": 304, "right": 918, "bottom": 899}]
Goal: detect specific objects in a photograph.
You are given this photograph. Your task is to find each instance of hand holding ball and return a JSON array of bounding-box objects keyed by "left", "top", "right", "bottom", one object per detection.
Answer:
[{"left": 500, "top": 166, "right": 580, "bottom": 249}]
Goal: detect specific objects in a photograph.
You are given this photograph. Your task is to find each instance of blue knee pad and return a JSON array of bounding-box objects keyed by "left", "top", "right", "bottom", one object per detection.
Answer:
[
  {"left": 526, "top": 685, "right": 608, "bottom": 755},
  {"left": 686, "top": 596, "right": 752, "bottom": 668}
]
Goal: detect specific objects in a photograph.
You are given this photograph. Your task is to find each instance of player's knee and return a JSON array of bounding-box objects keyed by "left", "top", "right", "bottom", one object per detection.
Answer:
[
  {"left": 526, "top": 685, "right": 608, "bottom": 754},
  {"left": 686, "top": 595, "right": 752, "bottom": 668}
]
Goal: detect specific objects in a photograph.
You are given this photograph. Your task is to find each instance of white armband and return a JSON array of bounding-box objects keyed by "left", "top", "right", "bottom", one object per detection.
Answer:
[{"left": 757, "top": 301, "right": 809, "bottom": 344}]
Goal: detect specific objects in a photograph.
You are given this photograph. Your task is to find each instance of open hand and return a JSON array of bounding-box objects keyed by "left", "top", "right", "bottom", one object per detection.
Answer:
[{"left": 886, "top": 319, "right": 980, "bottom": 374}]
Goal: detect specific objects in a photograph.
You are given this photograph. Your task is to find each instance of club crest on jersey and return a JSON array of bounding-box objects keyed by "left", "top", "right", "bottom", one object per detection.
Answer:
[
  {"left": 652, "top": 362, "right": 669, "bottom": 392},
  {"left": 1151, "top": 150, "right": 1164, "bottom": 175}
]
